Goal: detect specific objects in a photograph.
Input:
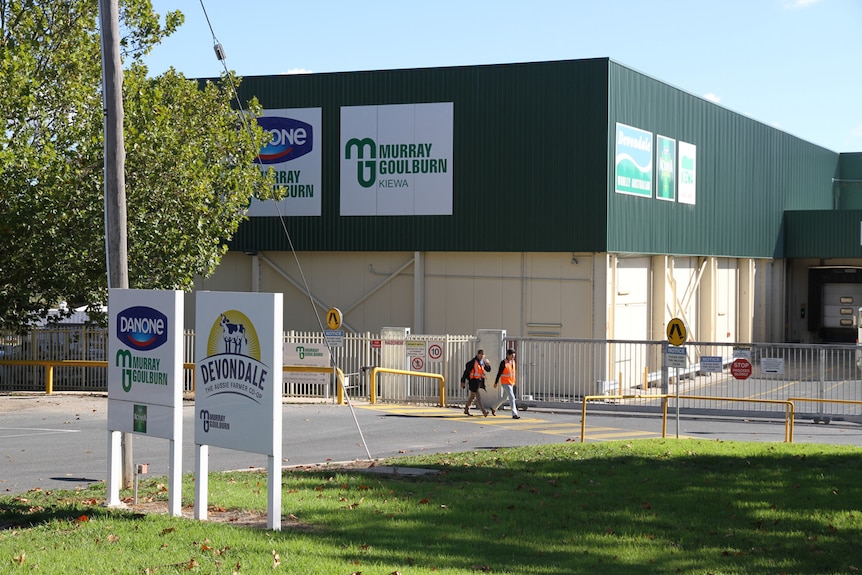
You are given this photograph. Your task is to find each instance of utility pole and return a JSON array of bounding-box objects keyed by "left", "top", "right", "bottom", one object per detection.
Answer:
[{"left": 99, "top": 0, "right": 132, "bottom": 488}]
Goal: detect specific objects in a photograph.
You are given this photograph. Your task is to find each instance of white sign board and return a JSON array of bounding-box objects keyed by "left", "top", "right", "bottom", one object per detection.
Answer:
[
  {"left": 340, "top": 103, "right": 454, "bottom": 216},
  {"left": 195, "top": 292, "right": 282, "bottom": 455},
  {"left": 194, "top": 291, "right": 283, "bottom": 530},
  {"left": 733, "top": 347, "right": 752, "bottom": 361},
  {"left": 248, "top": 108, "right": 322, "bottom": 217},
  {"left": 324, "top": 329, "right": 344, "bottom": 348},
  {"left": 666, "top": 346, "right": 687, "bottom": 368},
  {"left": 106, "top": 289, "right": 183, "bottom": 515},
  {"left": 678, "top": 140, "right": 697, "bottom": 205},
  {"left": 760, "top": 357, "right": 785, "bottom": 375},
  {"left": 427, "top": 341, "right": 444, "bottom": 362},
  {"left": 283, "top": 342, "right": 331, "bottom": 387},
  {"left": 411, "top": 356, "right": 425, "bottom": 371},
  {"left": 699, "top": 356, "right": 723, "bottom": 373},
  {"left": 107, "top": 289, "right": 183, "bottom": 436},
  {"left": 406, "top": 340, "right": 426, "bottom": 357}
]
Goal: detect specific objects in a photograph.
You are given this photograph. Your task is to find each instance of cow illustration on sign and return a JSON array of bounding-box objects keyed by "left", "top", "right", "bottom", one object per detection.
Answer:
[
  {"left": 208, "top": 310, "right": 260, "bottom": 360},
  {"left": 220, "top": 313, "right": 249, "bottom": 354}
]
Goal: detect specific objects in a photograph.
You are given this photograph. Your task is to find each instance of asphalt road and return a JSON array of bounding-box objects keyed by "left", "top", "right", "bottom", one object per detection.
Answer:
[{"left": 2, "top": 393, "right": 861, "bottom": 495}]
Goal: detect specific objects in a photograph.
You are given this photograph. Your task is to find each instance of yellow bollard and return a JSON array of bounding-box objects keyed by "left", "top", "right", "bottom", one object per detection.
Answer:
[{"left": 46, "top": 364, "right": 54, "bottom": 395}]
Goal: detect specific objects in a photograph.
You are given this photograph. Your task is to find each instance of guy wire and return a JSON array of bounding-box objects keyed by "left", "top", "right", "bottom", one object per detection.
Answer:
[{"left": 197, "top": 0, "right": 372, "bottom": 460}]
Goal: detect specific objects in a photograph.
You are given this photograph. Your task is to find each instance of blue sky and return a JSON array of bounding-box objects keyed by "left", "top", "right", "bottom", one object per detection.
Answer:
[{"left": 143, "top": 0, "right": 862, "bottom": 152}]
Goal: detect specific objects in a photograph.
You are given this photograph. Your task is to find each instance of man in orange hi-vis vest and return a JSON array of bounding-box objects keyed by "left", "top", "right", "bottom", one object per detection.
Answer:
[
  {"left": 494, "top": 349, "right": 520, "bottom": 419},
  {"left": 460, "top": 349, "right": 491, "bottom": 416}
]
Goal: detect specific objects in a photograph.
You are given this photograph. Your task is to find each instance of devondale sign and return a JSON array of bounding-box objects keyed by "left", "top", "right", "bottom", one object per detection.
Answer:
[{"left": 194, "top": 291, "right": 284, "bottom": 530}]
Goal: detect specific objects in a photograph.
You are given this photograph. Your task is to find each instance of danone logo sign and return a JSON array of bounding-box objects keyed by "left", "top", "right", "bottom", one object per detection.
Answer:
[
  {"left": 247, "top": 108, "right": 322, "bottom": 217},
  {"left": 340, "top": 103, "right": 453, "bottom": 216},
  {"left": 116, "top": 306, "right": 168, "bottom": 351},
  {"left": 255, "top": 116, "right": 314, "bottom": 164},
  {"left": 115, "top": 305, "right": 170, "bottom": 393}
]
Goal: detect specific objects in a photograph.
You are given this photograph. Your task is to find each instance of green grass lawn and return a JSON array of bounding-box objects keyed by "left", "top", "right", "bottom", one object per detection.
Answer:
[{"left": 2, "top": 439, "right": 861, "bottom": 574}]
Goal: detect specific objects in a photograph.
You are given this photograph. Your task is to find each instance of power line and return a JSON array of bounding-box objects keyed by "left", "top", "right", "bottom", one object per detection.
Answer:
[{"left": 196, "top": 1, "right": 372, "bottom": 460}]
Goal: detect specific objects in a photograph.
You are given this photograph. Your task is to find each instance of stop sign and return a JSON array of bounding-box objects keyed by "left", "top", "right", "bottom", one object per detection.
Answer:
[{"left": 731, "top": 358, "right": 752, "bottom": 380}]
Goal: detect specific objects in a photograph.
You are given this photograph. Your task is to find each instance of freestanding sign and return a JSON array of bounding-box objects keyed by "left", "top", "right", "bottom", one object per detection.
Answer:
[
  {"left": 194, "top": 291, "right": 283, "bottom": 530},
  {"left": 106, "top": 289, "right": 183, "bottom": 515}
]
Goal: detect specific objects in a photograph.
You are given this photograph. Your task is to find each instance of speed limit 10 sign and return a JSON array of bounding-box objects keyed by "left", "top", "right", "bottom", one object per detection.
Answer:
[{"left": 427, "top": 342, "right": 444, "bottom": 361}]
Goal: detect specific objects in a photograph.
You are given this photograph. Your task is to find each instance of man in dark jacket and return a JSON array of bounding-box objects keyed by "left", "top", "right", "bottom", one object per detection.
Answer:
[{"left": 460, "top": 349, "right": 491, "bottom": 416}]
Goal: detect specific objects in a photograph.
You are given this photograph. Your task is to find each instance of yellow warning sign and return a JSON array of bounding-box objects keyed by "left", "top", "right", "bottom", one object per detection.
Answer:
[
  {"left": 326, "top": 307, "right": 343, "bottom": 331},
  {"left": 666, "top": 318, "right": 687, "bottom": 346}
]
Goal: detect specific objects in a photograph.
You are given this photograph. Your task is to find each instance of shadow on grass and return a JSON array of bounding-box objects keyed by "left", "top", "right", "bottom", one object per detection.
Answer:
[
  {"left": 0, "top": 494, "right": 144, "bottom": 531},
  {"left": 275, "top": 440, "right": 862, "bottom": 574},
  {"left": 2, "top": 440, "right": 861, "bottom": 574}
]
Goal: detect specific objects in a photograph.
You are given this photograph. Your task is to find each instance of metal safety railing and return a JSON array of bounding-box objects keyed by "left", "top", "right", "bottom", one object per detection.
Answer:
[
  {"left": 367, "top": 367, "right": 445, "bottom": 406},
  {"left": 0, "top": 359, "right": 195, "bottom": 395},
  {"left": 580, "top": 394, "right": 796, "bottom": 443}
]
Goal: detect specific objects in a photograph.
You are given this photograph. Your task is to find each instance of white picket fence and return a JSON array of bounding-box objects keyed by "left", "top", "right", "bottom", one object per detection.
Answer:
[{"left": 3, "top": 328, "right": 862, "bottom": 420}]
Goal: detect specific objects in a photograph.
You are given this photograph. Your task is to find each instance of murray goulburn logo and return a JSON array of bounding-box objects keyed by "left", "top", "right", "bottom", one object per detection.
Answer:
[
  {"left": 199, "top": 310, "right": 269, "bottom": 405},
  {"left": 344, "top": 138, "right": 448, "bottom": 189},
  {"left": 115, "top": 306, "right": 169, "bottom": 393}
]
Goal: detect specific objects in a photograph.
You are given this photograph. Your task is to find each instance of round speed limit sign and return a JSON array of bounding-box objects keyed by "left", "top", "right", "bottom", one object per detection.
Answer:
[
  {"left": 427, "top": 343, "right": 443, "bottom": 361},
  {"left": 411, "top": 356, "right": 425, "bottom": 371}
]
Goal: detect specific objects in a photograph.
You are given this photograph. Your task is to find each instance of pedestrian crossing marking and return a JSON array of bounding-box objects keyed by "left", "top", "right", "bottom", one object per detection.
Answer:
[{"left": 356, "top": 404, "right": 663, "bottom": 441}]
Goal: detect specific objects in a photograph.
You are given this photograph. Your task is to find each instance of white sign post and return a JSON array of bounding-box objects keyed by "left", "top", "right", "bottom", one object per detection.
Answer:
[
  {"left": 106, "top": 289, "right": 184, "bottom": 515},
  {"left": 194, "top": 291, "right": 283, "bottom": 530}
]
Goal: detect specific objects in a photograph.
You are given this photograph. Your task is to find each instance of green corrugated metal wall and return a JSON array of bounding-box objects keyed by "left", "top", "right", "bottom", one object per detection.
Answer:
[
  {"left": 784, "top": 209, "right": 862, "bottom": 258},
  {"left": 229, "top": 59, "right": 611, "bottom": 253},
  {"left": 835, "top": 153, "right": 862, "bottom": 209},
  {"left": 606, "top": 61, "right": 838, "bottom": 258},
  {"left": 225, "top": 58, "right": 841, "bottom": 259}
]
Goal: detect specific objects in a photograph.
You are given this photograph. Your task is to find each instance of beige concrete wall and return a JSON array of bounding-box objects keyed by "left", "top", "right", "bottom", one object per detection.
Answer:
[{"left": 188, "top": 250, "right": 783, "bottom": 344}]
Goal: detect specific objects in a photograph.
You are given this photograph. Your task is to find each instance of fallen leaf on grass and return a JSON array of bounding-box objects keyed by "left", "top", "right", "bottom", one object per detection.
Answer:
[{"left": 13, "top": 552, "right": 25, "bottom": 565}]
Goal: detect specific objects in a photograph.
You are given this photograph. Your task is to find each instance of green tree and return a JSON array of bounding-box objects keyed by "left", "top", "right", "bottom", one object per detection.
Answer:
[{"left": 0, "top": 0, "right": 275, "bottom": 331}]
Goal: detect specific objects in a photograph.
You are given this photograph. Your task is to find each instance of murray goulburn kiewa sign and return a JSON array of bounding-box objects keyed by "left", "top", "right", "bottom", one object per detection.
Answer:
[
  {"left": 340, "top": 102, "right": 453, "bottom": 216},
  {"left": 194, "top": 291, "right": 284, "bottom": 530}
]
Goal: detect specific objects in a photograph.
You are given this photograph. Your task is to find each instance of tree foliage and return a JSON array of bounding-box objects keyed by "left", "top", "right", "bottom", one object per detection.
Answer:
[{"left": 0, "top": 0, "right": 274, "bottom": 331}]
